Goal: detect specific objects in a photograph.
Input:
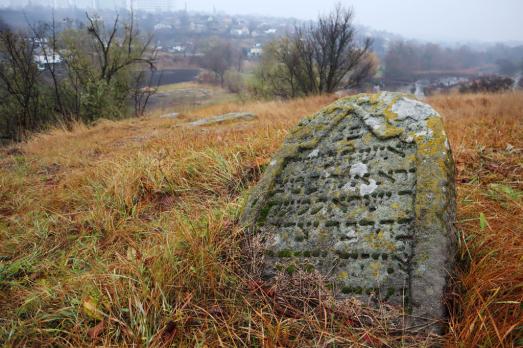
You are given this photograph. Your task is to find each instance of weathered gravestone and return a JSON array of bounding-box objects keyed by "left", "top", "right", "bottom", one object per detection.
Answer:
[
  {"left": 188, "top": 112, "right": 257, "bottom": 126},
  {"left": 241, "top": 92, "right": 456, "bottom": 329}
]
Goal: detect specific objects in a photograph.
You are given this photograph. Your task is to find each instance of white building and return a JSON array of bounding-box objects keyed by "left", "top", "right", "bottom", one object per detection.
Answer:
[
  {"left": 154, "top": 23, "right": 172, "bottom": 31},
  {"left": 34, "top": 51, "right": 63, "bottom": 71},
  {"left": 248, "top": 45, "right": 263, "bottom": 58},
  {"left": 230, "top": 27, "right": 249, "bottom": 37}
]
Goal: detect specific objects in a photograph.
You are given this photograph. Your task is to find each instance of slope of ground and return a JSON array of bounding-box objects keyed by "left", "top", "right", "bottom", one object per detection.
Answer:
[
  {"left": 0, "top": 92, "right": 521, "bottom": 347},
  {"left": 148, "top": 82, "right": 239, "bottom": 112}
]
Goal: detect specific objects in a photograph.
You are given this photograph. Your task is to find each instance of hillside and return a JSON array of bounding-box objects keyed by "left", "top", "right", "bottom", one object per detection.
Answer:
[{"left": 0, "top": 92, "right": 522, "bottom": 347}]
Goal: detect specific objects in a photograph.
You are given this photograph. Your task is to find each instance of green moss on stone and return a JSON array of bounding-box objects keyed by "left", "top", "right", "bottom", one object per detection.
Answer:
[{"left": 257, "top": 200, "right": 277, "bottom": 226}]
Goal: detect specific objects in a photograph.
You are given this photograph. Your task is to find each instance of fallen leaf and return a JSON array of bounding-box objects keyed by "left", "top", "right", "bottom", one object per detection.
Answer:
[
  {"left": 83, "top": 297, "right": 104, "bottom": 321},
  {"left": 87, "top": 320, "right": 105, "bottom": 339},
  {"left": 361, "top": 332, "right": 383, "bottom": 347},
  {"left": 247, "top": 280, "right": 263, "bottom": 292},
  {"left": 161, "top": 321, "right": 177, "bottom": 343},
  {"left": 345, "top": 318, "right": 358, "bottom": 327}
]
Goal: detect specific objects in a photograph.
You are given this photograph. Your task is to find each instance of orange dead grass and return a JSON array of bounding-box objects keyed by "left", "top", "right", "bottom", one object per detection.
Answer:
[
  {"left": 429, "top": 93, "right": 523, "bottom": 347},
  {"left": 0, "top": 92, "right": 521, "bottom": 347}
]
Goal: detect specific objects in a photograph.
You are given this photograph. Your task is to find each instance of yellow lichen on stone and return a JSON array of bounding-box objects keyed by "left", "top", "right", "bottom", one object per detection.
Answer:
[
  {"left": 370, "top": 261, "right": 382, "bottom": 279},
  {"left": 413, "top": 114, "right": 450, "bottom": 250},
  {"left": 363, "top": 133, "right": 373, "bottom": 145},
  {"left": 337, "top": 271, "right": 349, "bottom": 281},
  {"left": 380, "top": 124, "right": 404, "bottom": 138},
  {"left": 335, "top": 140, "right": 355, "bottom": 151},
  {"left": 383, "top": 97, "right": 401, "bottom": 122},
  {"left": 368, "top": 93, "right": 381, "bottom": 105},
  {"left": 346, "top": 207, "right": 367, "bottom": 219},
  {"left": 365, "top": 231, "right": 396, "bottom": 252}
]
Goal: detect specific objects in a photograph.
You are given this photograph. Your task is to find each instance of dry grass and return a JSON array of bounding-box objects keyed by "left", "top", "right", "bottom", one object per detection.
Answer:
[
  {"left": 428, "top": 93, "right": 523, "bottom": 347},
  {"left": 0, "top": 92, "right": 521, "bottom": 347}
]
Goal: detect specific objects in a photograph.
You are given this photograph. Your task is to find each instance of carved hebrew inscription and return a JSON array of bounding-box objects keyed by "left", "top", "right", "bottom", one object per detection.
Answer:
[
  {"left": 261, "top": 115, "right": 417, "bottom": 303},
  {"left": 242, "top": 93, "right": 456, "bottom": 329}
]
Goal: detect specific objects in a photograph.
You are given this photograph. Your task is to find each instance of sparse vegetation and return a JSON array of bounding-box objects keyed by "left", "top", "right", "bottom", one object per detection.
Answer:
[
  {"left": 199, "top": 38, "right": 241, "bottom": 87},
  {"left": 0, "top": 12, "right": 157, "bottom": 143},
  {"left": 251, "top": 5, "right": 376, "bottom": 99},
  {"left": 1, "top": 2, "right": 521, "bottom": 346},
  {"left": 428, "top": 92, "right": 523, "bottom": 347},
  {"left": 1, "top": 91, "right": 521, "bottom": 346},
  {"left": 383, "top": 40, "right": 523, "bottom": 83}
]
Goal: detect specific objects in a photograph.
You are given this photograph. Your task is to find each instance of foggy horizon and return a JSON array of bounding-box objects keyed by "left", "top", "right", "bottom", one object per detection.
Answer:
[
  {"left": 186, "top": 0, "right": 523, "bottom": 43},
  {"left": 0, "top": 0, "right": 522, "bottom": 43}
]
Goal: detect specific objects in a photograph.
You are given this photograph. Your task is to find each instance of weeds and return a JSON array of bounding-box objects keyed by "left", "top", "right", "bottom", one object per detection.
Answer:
[
  {"left": 0, "top": 92, "right": 521, "bottom": 346},
  {"left": 429, "top": 92, "right": 523, "bottom": 347}
]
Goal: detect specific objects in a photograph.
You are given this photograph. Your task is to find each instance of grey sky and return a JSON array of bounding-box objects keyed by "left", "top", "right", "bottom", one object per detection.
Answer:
[{"left": 184, "top": 0, "right": 523, "bottom": 42}]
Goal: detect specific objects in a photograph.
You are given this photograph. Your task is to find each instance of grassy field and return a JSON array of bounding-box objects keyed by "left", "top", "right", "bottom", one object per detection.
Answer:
[
  {"left": 149, "top": 82, "right": 240, "bottom": 113},
  {"left": 0, "top": 92, "right": 522, "bottom": 347}
]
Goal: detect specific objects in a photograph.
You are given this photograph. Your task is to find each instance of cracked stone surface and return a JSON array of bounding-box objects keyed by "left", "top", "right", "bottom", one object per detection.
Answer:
[{"left": 241, "top": 92, "right": 457, "bottom": 331}]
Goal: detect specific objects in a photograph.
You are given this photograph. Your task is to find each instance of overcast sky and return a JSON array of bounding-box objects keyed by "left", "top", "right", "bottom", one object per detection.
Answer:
[{"left": 184, "top": 0, "right": 523, "bottom": 43}]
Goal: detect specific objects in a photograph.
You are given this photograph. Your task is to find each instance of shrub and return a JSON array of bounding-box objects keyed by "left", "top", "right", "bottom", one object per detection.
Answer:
[{"left": 223, "top": 69, "right": 244, "bottom": 93}]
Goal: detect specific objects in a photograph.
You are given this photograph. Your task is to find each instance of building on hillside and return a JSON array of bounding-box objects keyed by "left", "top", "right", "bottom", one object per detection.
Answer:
[
  {"left": 248, "top": 44, "right": 263, "bottom": 59},
  {"left": 230, "top": 27, "right": 249, "bottom": 37},
  {"left": 34, "top": 49, "right": 63, "bottom": 71},
  {"left": 154, "top": 23, "right": 172, "bottom": 31}
]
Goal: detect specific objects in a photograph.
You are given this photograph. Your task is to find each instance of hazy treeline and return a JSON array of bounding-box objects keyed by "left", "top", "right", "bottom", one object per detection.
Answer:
[
  {"left": 384, "top": 40, "right": 523, "bottom": 82},
  {"left": 1, "top": 5, "right": 522, "bottom": 142},
  {"left": 0, "top": 14, "right": 157, "bottom": 142},
  {"left": 195, "top": 39, "right": 243, "bottom": 89}
]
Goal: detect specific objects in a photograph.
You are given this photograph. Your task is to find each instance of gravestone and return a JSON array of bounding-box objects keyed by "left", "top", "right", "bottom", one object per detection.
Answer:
[
  {"left": 241, "top": 92, "right": 456, "bottom": 330},
  {"left": 188, "top": 112, "right": 256, "bottom": 126}
]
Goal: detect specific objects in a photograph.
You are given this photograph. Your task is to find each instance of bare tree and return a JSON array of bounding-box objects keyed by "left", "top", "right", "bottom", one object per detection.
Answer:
[
  {"left": 131, "top": 69, "right": 161, "bottom": 117},
  {"left": 84, "top": 12, "right": 156, "bottom": 84},
  {"left": 276, "top": 37, "right": 308, "bottom": 97},
  {"left": 200, "top": 39, "right": 235, "bottom": 86},
  {"left": 0, "top": 12, "right": 158, "bottom": 142},
  {"left": 0, "top": 28, "right": 51, "bottom": 141},
  {"left": 59, "top": 12, "right": 158, "bottom": 120},
  {"left": 310, "top": 5, "right": 372, "bottom": 93},
  {"left": 28, "top": 14, "right": 69, "bottom": 121},
  {"left": 255, "top": 4, "right": 374, "bottom": 98}
]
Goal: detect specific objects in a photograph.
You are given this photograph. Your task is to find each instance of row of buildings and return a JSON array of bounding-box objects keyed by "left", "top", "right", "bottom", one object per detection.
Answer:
[
  {"left": 0, "top": 0, "right": 176, "bottom": 12},
  {"left": 151, "top": 10, "right": 292, "bottom": 37},
  {"left": 148, "top": 12, "right": 290, "bottom": 59}
]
